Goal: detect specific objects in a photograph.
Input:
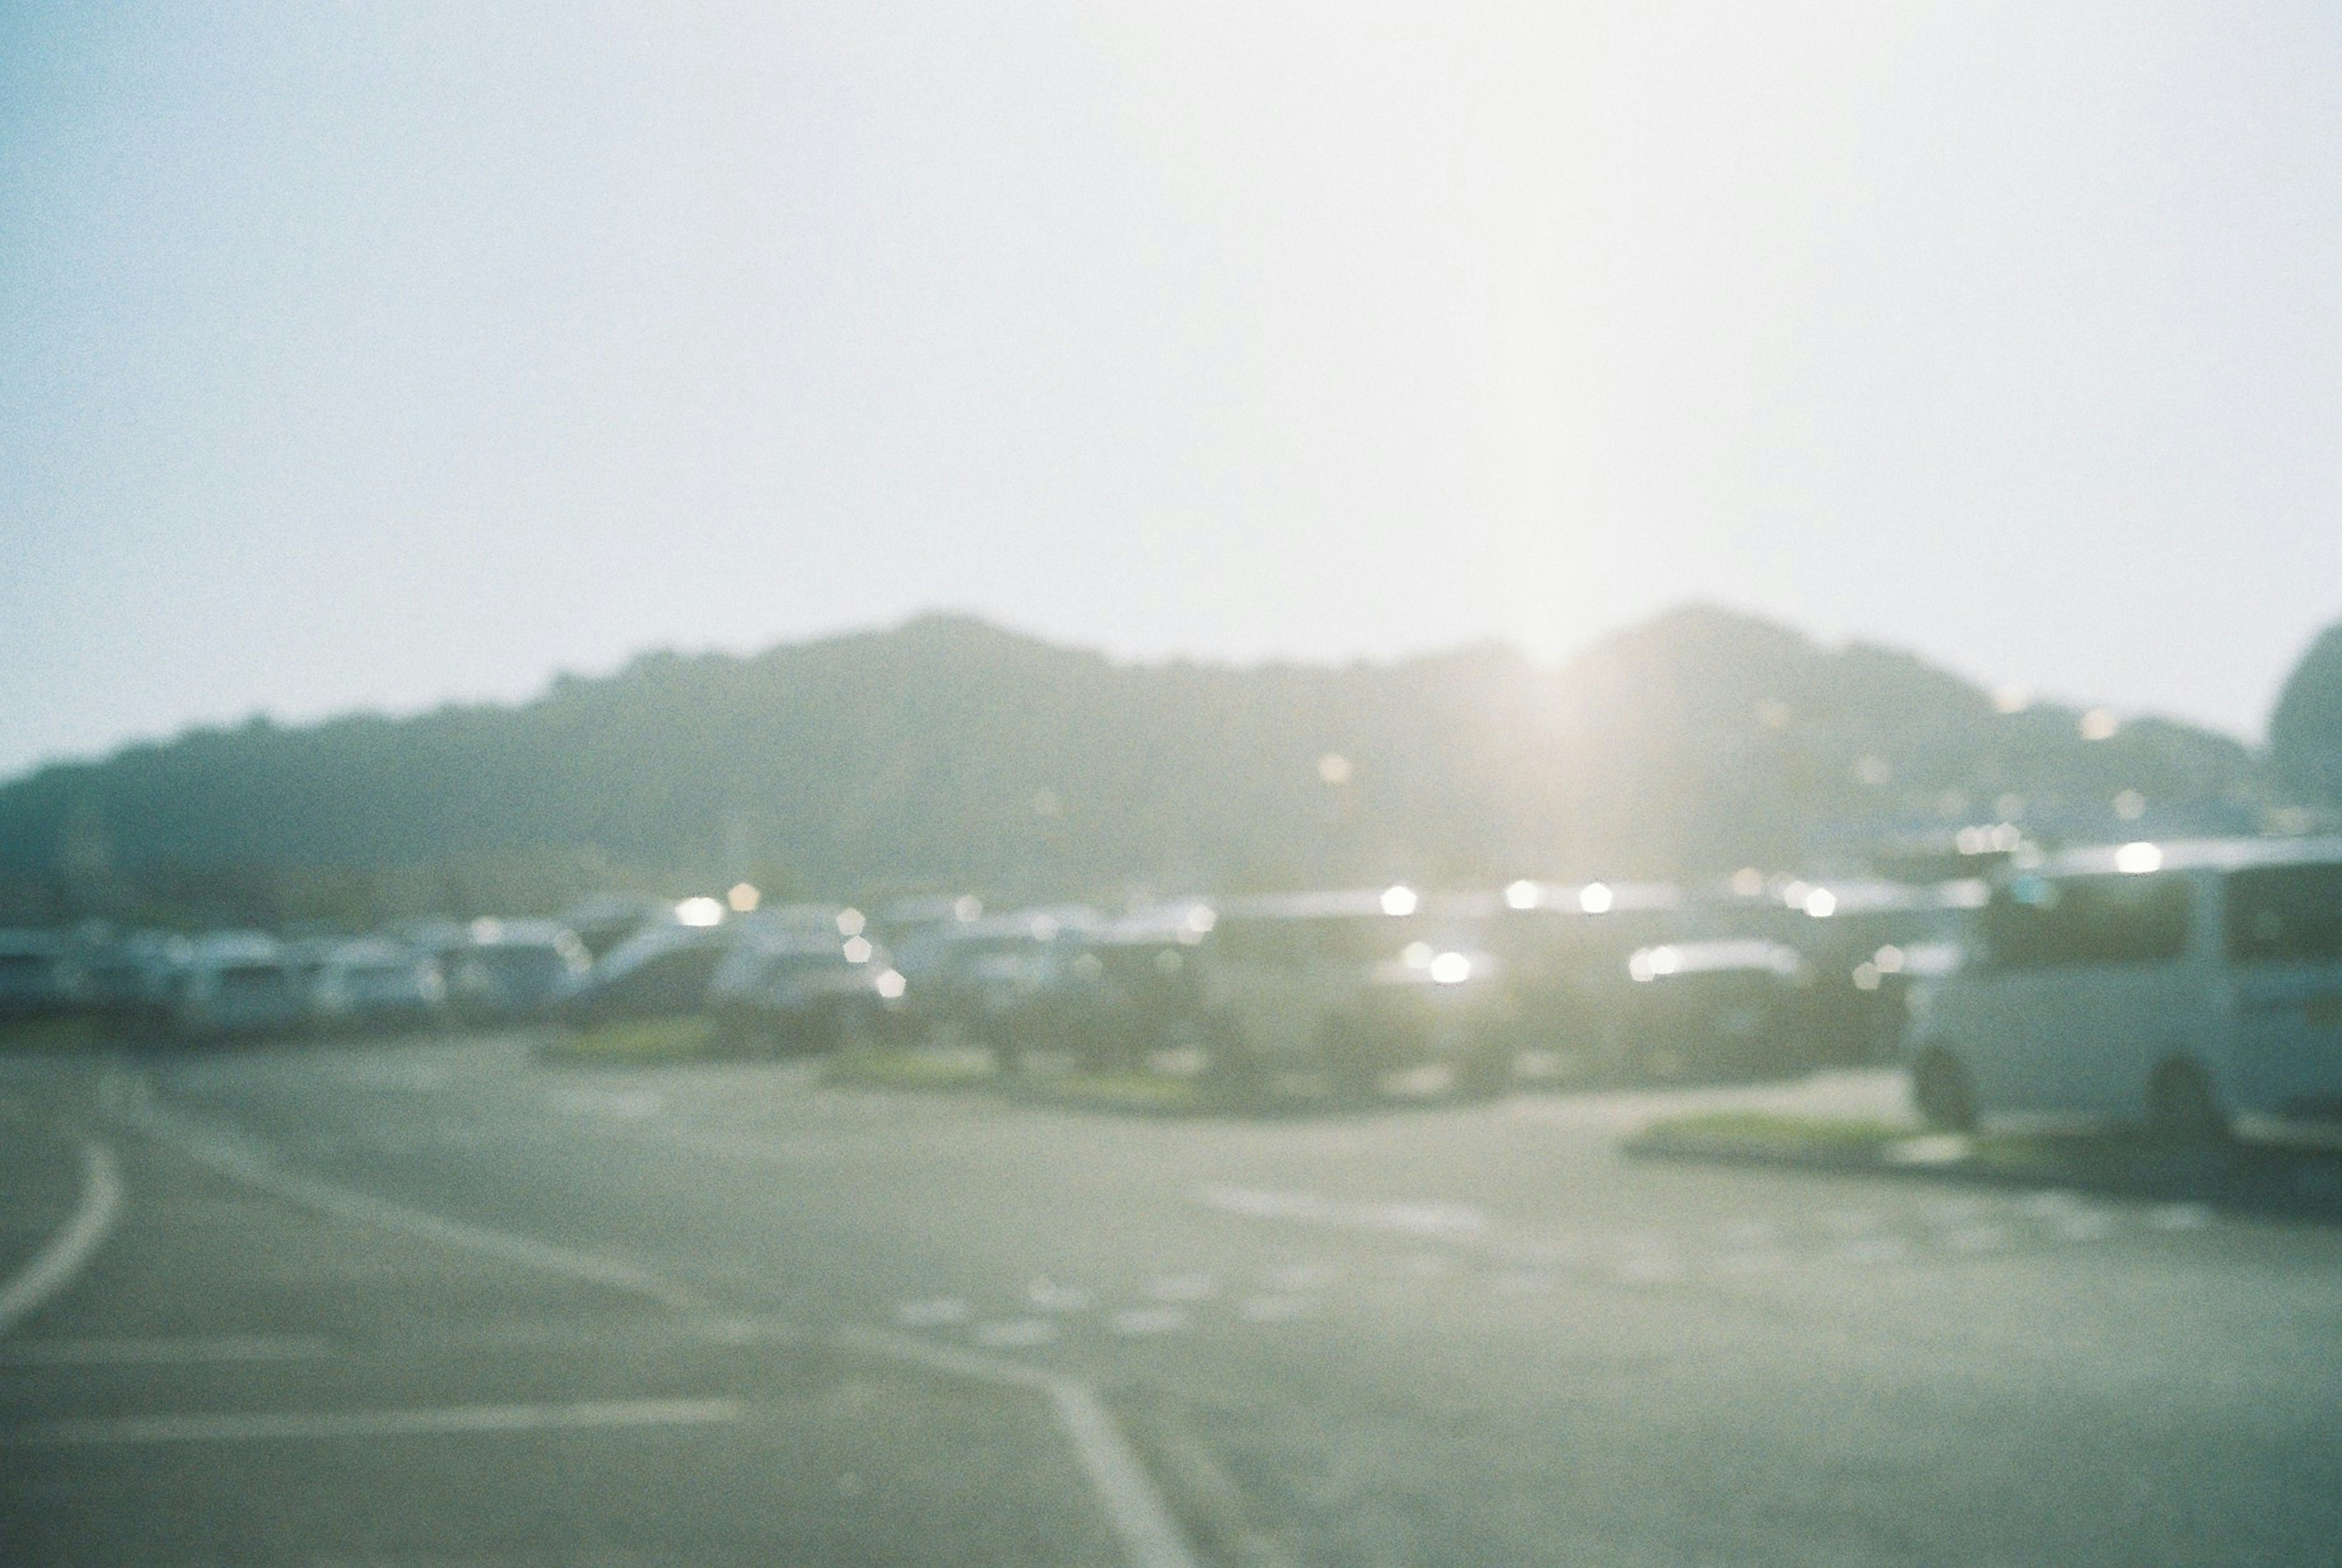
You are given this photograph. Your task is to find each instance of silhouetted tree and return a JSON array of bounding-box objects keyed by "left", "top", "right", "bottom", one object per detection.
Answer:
[{"left": 2271, "top": 620, "right": 2342, "bottom": 806}]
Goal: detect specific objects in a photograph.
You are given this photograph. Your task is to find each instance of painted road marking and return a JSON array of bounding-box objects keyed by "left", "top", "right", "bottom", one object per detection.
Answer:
[
  {"left": 837, "top": 1326, "right": 1201, "bottom": 1568},
  {"left": 131, "top": 1095, "right": 707, "bottom": 1316},
  {"left": 1109, "top": 1306, "right": 1189, "bottom": 1336},
  {"left": 1147, "top": 1273, "right": 1217, "bottom": 1302},
  {"left": 1940, "top": 1224, "right": 2008, "bottom": 1253},
  {"left": 131, "top": 1081, "right": 1191, "bottom": 1568},
  {"left": 896, "top": 1298, "right": 974, "bottom": 1328},
  {"left": 1237, "top": 1294, "right": 1313, "bottom": 1323},
  {"left": 1029, "top": 1280, "right": 1093, "bottom": 1312},
  {"left": 2051, "top": 1212, "right": 2114, "bottom": 1242},
  {"left": 5, "top": 1398, "right": 739, "bottom": 1447},
  {"left": 0, "top": 1142, "right": 124, "bottom": 1339},
  {"left": 973, "top": 1318, "right": 1059, "bottom": 1349}
]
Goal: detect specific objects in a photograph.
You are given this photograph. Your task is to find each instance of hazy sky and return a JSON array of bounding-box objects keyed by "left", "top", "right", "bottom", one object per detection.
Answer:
[{"left": 4, "top": 0, "right": 2338, "bottom": 777}]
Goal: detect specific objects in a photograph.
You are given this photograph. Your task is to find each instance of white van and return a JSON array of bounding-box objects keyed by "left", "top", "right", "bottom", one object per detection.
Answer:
[{"left": 1907, "top": 837, "right": 2342, "bottom": 1140}]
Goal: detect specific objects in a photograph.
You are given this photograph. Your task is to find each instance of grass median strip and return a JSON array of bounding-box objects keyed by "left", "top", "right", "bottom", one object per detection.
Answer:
[{"left": 1625, "top": 1109, "right": 2342, "bottom": 1219}]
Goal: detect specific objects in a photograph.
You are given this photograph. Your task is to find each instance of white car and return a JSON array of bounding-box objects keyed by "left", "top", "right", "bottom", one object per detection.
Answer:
[{"left": 1907, "top": 836, "right": 2342, "bottom": 1141}]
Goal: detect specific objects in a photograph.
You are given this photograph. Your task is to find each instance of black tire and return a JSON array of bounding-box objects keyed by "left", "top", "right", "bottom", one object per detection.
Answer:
[
  {"left": 1913, "top": 1049, "right": 1978, "bottom": 1133},
  {"left": 2147, "top": 1061, "right": 2231, "bottom": 1148}
]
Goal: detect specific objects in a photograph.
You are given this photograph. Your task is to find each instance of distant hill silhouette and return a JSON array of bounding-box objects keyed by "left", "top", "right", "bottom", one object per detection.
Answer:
[{"left": 0, "top": 607, "right": 2271, "bottom": 927}]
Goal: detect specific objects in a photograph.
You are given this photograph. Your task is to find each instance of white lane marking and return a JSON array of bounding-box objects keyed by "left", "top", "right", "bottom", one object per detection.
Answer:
[
  {"left": 0, "top": 1142, "right": 124, "bottom": 1339},
  {"left": 1372, "top": 1203, "right": 1487, "bottom": 1237},
  {"left": 1941, "top": 1224, "right": 2007, "bottom": 1253},
  {"left": 1, "top": 1335, "right": 332, "bottom": 1367},
  {"left": 2147, "top": 1203, "right": 2214, "bottom": 1230},
  {"left": 1199, "top": 1187, "right": 1484, "bottom": 1239},
  {"left": 2017, "top": 1190, "right": 2085, "bottom": 1217},
  {"left": 1237, "top": 1294, "right": 1313, "bottom": 1323},
  {"left": 837, "top": 1326, "right": 1201, "bottom": 1568},
  {"left": 130, "top": 1093, "right": 707, "bottom": 1315},
  {"left": 1146, "top": 1274, "right": 1217, "bottom": 1303},
  {"left": 2049, "top": 1211, "right": 2114, "bottom": 1243},
  {"left": 1109, "top": 1306, "right": 1189, "bottom": 1336},
  {"left": 1198, "top": 1187, "right": 1333, "bottom": 1222},
  {"left": 973, "top": 1318, "right": 1059, "bottom": 1348},
  {"left": 895, "top": 1298, "right": 973, "bottom": 1328},
  {"left": 1029, "top": 1280, "right": 1092, "bottom": 1313},
  {"left": 5, "top": 1397, "right": 738, "bottom": 1447}
]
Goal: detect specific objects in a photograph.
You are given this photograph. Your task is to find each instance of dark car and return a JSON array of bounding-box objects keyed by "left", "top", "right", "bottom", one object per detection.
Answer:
[
  {"left": 706, "top": 926, "right": 905, "bottom": 1056},
  {"left": 445, "top": 920, "right": 592, "bottom": 1023},
  {"left": 1610, "top": 937, "right": 1810, "bottom": 1081},
  {"left": 560, "top": 923, "right": 734, "bottom": 1026}
]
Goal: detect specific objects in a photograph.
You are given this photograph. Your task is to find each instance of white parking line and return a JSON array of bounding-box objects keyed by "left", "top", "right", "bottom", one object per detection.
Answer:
[
  {"left": 837, "top": 1326, "right": 1200, "bottom": 1568},
  {"left": 973, "top": 1318, "right": 1059, "bottom": 1348},
  {"left": 895, "top": 1298, "right": 974, "bottom": 1328},
  {"left": 0, "top": 1142, "right": 124, "bottom": 1339},
  {"left": 1109, "top": 1306, "right": 1189, "bottom": 1336},
  {"left": 1029, "top": 1280, "right": 1093, "bottom": 1312},
  {"left": 1236, "top": 1294, "right": 1314, "bottom": 1323},
  {"left": 1146, "top": 1274, "right": 1217, "bottom": 1302},
  {"left": 131, "top": 1096, "right": 707, "bottom": 1316},
  {"left": 5, "top": 1397, "right": 739, "bottom": 1447}
]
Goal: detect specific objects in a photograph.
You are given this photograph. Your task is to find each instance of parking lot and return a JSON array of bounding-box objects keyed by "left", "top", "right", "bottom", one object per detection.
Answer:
[{"left": 5, "top": 1036, "right": 2340, "bottom": 1566}]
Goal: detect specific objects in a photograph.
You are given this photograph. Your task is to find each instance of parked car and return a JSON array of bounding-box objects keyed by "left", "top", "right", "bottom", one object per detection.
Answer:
[
  {"left": 1908, "top": 836, "right": 2342, "bottom": 1142},
  {"left": 1480, "top": 881, "right": 1687, "bottom": 1075},
  {"left": 707, "top": 923, "right": 904, "bottom": 1056},
  {"left": 309, "top": 939, "right": 446, "bottom": 1034},
  {"left": 65, "top": 928, "right": 186, "bottom": 1029},
  {"left": 0, "top": 930, "right": 76, "bottom": 1022},
  {"left": 1610, "top": 937, "right": 1810, "bottom": 1081},
  {"left": 173, "top": 933, "right": 305, "bottom": 1039},
  {"left": 893, "top": 906, "right": 1099, "bottom": 1053},
  {"left": 560, "top": 921, "right": 735, "bottom": 1025},
  {"left": 1079, "top": 889, "right": 1521, "bottom": 1101},
  {"left": 445, "top": 920, "right": 591, "bottom": 1023}
]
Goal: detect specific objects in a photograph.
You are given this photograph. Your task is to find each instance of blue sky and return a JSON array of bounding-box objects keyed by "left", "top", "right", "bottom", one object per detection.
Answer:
[{"left": 5, "top": 1, "right": 2340, "bottom": 776}]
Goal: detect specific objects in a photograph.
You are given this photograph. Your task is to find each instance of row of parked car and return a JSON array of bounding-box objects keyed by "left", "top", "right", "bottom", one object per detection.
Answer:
[
  {"left": 0, "top": 919, "right": 592, "bottom": 1039},
  {"left": 0, "top": 872, "right": 1973, "bottom": 1090},
  {"left": 535, "top": 874, "right": 1980, "bottom": 1094}
]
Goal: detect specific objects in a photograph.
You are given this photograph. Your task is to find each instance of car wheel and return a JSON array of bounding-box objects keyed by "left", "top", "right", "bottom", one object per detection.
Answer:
[
  {"left": 1913, "top": 1049, "right": 1977, "bottom": 1133},
  {"left": 2147, "top": 1060, "right": 2230, "bottom": 1148}
]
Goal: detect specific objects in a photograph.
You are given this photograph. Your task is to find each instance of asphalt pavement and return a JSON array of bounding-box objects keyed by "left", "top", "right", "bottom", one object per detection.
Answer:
[{"left": 3, "top": 1035, "right": 2338, "bottom": 1566}]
